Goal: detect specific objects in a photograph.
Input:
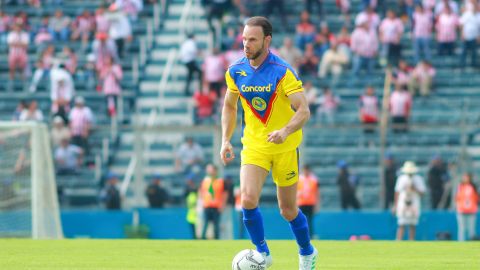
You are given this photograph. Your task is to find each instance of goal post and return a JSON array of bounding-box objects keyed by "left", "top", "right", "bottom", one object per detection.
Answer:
[{"left": 0, "top": 121, "right": 63, "bottom": 239}]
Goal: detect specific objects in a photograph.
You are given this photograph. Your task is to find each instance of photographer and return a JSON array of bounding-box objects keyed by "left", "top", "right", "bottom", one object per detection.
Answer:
[{"left": 393, "top": 161, "right": 426, "bottom": 240}]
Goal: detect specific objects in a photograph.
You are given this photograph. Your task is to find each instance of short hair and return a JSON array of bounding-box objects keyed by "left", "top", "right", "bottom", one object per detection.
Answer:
[{"left": 245, "top": 16, "right": 273, "bottom": 37}]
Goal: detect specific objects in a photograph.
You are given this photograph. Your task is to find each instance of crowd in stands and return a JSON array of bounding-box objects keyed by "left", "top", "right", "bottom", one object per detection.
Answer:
[
  {"left": 4, "top": 0, "right": 153, "bottom": 176},
  {"left": 185, "top": 0, "right": 480, "bottom": 132}
]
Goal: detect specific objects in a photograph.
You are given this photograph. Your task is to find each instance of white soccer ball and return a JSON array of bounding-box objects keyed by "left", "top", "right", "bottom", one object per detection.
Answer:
[{"left": 231, "top": 249, "right": 266, "bottom": 270}]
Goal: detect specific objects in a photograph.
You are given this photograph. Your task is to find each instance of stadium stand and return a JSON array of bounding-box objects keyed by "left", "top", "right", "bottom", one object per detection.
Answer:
[{"left": 2, "top": 0, "right": 479, "bottom": 211}]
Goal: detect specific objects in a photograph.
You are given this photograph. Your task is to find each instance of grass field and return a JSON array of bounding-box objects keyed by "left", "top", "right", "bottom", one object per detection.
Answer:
[{"left": 2, "top": 239, "right": 479, "bottom": 269}]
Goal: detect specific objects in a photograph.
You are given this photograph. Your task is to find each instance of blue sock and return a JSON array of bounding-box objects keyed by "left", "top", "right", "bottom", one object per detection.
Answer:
[
  {"left": 243, "top": 207, "right": 270, "bottom": 255},
  {"left": 289, "top": 210, "right": 314, "bottom": 256}
]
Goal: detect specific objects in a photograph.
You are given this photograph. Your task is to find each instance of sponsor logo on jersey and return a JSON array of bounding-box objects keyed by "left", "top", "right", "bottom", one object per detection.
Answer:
[
  {"left": 252, "top": 97, "right": 267, "bottom": 111},
  {"left": 241, "top": 84, "right": 272, "bottom": 93}
]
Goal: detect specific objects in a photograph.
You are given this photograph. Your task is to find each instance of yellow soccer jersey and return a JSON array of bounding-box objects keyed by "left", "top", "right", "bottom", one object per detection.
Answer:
[{"left": 225, "top": 52, "right": 304, "bottom": 154}]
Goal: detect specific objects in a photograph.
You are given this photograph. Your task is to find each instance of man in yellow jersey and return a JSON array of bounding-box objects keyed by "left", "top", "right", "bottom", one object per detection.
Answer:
[{"left": 220, "top": 16, "right": 317, "bottom": 270}]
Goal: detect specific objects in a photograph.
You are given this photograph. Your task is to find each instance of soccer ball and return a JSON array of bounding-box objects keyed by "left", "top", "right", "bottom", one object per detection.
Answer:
[{"left": 231, "top": 249, "right": 266, "bottom": 270}]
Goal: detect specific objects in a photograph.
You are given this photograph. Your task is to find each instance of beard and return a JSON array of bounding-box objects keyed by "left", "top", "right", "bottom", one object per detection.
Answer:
[{"left": 245, "top": 42, "right": 265, "bottom": 60}]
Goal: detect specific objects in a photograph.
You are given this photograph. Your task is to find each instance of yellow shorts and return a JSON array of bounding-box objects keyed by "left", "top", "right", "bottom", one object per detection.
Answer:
[{"left": 241, "top": 147, "right": 300, "bottom": 187}]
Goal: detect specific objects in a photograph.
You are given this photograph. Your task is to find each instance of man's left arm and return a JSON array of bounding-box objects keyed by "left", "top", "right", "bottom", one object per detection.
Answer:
[{"left": 267, "top": 92, "right": 310, "bottom": 144}]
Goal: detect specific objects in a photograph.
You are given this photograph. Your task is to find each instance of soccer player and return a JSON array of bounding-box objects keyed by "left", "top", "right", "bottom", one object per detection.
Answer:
[{"left": 220, "top": 16, "right": 317, "bottom": 269}]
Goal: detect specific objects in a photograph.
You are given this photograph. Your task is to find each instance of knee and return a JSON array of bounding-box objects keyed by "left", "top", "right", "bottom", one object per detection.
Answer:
[
  {"left": 241, "top": 192, "right": 259, "bottom": 209},
  {"left": 279, "top": 205, "right": 298, "bottom": 221}
]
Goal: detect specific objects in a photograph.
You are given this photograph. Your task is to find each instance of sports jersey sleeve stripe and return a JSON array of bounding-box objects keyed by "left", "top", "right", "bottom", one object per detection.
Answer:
[
  {"left": 282, "top": 68, "right": 304, "bottom": 96},
  {"left": 225, "top": 69, "right": 239, "bottom": 93}
]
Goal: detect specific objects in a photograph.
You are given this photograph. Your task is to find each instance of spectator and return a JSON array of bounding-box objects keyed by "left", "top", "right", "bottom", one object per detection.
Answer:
[
  {"left": 99, "top": 55, "right": 123, "bottom": 117},
  {"left": 203, "top": 48, "right": 226, "bottom": 97},
  {"left": 49, "top": 9, "right": 71, "bottom": 41},
  {"left": 193, "top": 85, "right": 217, "bottom": 125},
  {"left": 455, "top": 172, "right": 479, "bottom": 241},
  {"left": 336, "top": 26, "right": 351, "bottom": 48},
  {"left": 81, "top": 53, "right": 97, "bottom": 91},
  {"left": 408, "top": 60, "right": 436, "bottom": 96},
  {"left": 69, "top": 96, "right": 94, "bottom": 155},
  {"left": 185, "top": 178, "right": 198, "bottom": 239},
  {"left": 304, "top": 81, "right": 319, "bottom": 118},
  {"left": 100, "top": 172, "right": 121, "bottom": 210},
  {"left": 54, "top": 138, "right": 83, "bottom": 175},
  {"left": 383, "top": 153, "right": 397, "bottom": 210},
  {"left": 29, "top": 45, "right": 55, "bottom": 93},
  {"left": 295, "top": 11, "right": 316, "bottom": 50},
  {"left": 459, "top": 7, "right": 479, "bottom": 68},
  {"left": 313, "top": 34, "right": 330, "bottom": 61},
  {"left": 393, "top": 60, "right": 412, "bottom": 89},
  {"left": 12, "top": 100, "right": 27, "bottom": 121},
  {"left": 428, "top": 155, "right": 451, "bottom": 210},
  {"left": 145, "top": 174, "right": 169, "bottom": 208},
  {"left": 436, "top": 5, "right": 459, "bottom": 56},
  {"left": 337, "top": 160, "right": 361, "bottom": 210},
  {"left": 180, "top": 33, "right": 202, "bottom": 96},
  {"left": 389, "top": 86, "right": 412, "bottom": 133},
  {"left": 423, "top": 0, "right": 436, "bottom": 11},
  {"left": 412, "top": 5, "right": 433, "bottom": 63},
  {"left": 115, "top": 0, "right": 144, "bottom": 21},
  {"left": 351, "top": 18, "right": 379, "bottom": 77},
  {"left": 50, "top": 63, "right": 75, "bottom": 118},
  {"left": 92, "top": 32, "right": 119, "bottom": 73},
  {"left": 51, "top": 116, "right": 71, "bottom": 148},
  {"left": 278, "top": 37, "right": 303, "bottom": 72},
  {"left": 359, "top": 86, "right": 379, "bottom": 133},
  {"left": 394, "top": 161, "right": 426, "bottom": 241},
  {"left": 19, "top": 101, "right": 43, "bottom": 122},
  {"left": 175, "top": 137, "right": 204, "bottom": 180},
  {"left": 355, "top": 6, "right": 380, "bottom": 31},
  {"left": 106, "top": 3, "right": 132, "bottom": 59},
  {"left": 33, "top": 15, "right": 52, "bottom": 51},
  {"left": 60, "top": 46, "right": 78, "bottom": 75},
  {"left": 318, "top": 41, "right": 349, "bottom": 82},
  {"left": 299, "top": 43, "right": 320, "bottom": 76},
  {"left": 379, "top": 10, "right": 404, "bottom": 67},
  {"left": 297, "top": 164, "right": 320, "bottom": 237},
  {"left": 200, "top": 164, "right": 227, "bottom": 239},
  {"left": 95, "top": 6, "right": 110, "bottom": 33},
  {"left": 71, "top": 10, "right": 95, "bottom": 51},
  {"left": 315, "top": 87, "right": 340, "bottom": 125},
  {"left": 7, "top": 22, "right": 29, "bottom": 83}
]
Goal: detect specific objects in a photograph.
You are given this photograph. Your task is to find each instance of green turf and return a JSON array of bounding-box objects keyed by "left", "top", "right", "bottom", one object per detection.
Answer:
[{"left": 1, "top": 239, "right": 479, "bottom": 269}]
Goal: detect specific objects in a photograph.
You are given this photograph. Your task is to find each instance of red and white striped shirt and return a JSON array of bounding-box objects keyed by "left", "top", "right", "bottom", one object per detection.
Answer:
[
  {"left": 436, "top": 13, "right": 459, "bottom": 42},
  {"left": 7, "top": 31, "right": 29, "bottom": 57},
  {"left": 380, "top": 18, "right": 404, "bottom": 44},
  {"left": 390, "top": 90, "right": 412, "bottom": 117},
  {"left": 360, "top": 95, "right": 379, "bottom": 120},
  {"left": 101, "top": 64, "right": 123, "bottom": 95},
  {"left": 351, "top": 28, "right": 378, "bottom": 57},
  {"left": 69, "top": 106, "right": 94, "bottom": 136},
  {"left": 413, "top": 11, "right": 433, "bottom": 38}
]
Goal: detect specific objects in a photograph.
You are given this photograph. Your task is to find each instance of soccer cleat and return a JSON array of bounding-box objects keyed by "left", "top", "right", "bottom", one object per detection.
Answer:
[
  {"left": 299, "top": 247, "right": 318, "bottom": 270},
  {"left": 261, "top": 252, "right": 273, "bottom": 268}
]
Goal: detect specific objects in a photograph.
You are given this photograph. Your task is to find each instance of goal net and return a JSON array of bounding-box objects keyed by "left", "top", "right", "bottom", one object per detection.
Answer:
[{"left": 0, "top": 122, "right": 63, "bottom": 239}]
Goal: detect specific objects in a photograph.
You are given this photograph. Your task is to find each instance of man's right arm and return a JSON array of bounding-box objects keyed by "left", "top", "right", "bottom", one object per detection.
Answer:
[
  {"left": 221, "top": 90, "right": 239, "bottom": 144},
  {"left": 220, "top": 90, "right": 239, "bottom": 165}
]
